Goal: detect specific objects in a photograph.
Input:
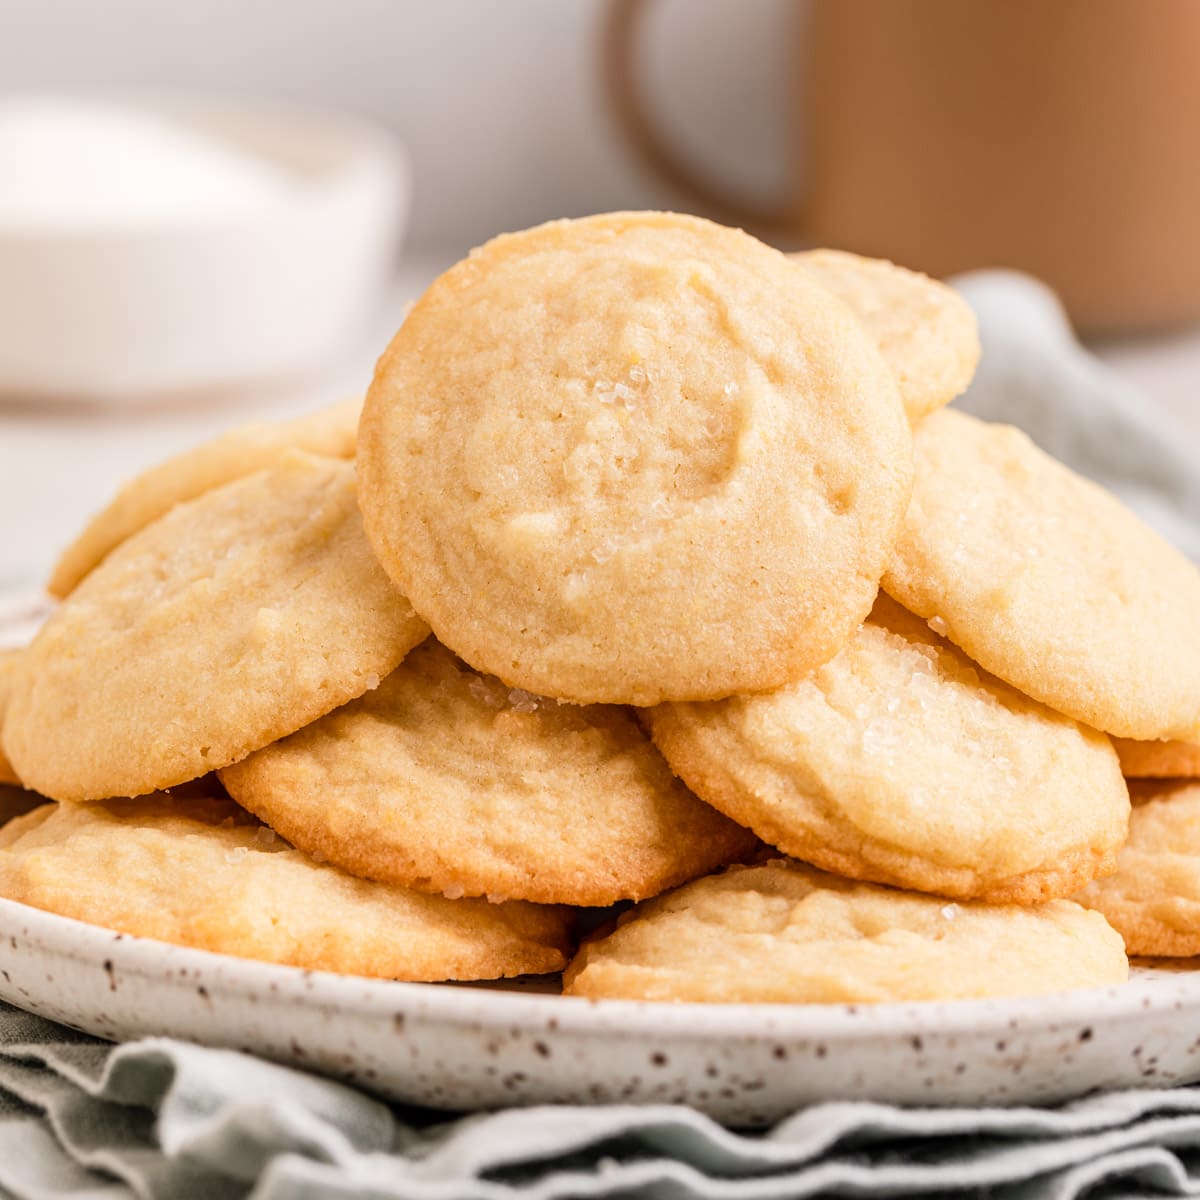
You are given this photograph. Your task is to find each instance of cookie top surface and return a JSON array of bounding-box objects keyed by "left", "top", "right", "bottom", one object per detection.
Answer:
[
  {"left": 647, "top": 595, "right": 1128, "bottom": 903},
  {"left": 5, "top": 453, "right": 428, "bottom": 801},
  {"left": 0, "top": 796, "right": 571, "bottom": 980},
  {"left": 791, "top": 249, "right": 980, "bottom": 423},
  {"left": 1111, "top": 737, "right": 1200, "bottom": 780},
  {"left": 359, "top": 212, "right": 912, "bottom": 705},
  {"left": 221, "top": 639, "right": 755, "bottom": 906},
  {"left": 0, "top": 650, "right": 22, "bottom": 787},
  {"left": 563, "top": 860, "right": 1128, "bottom": 1004},
  {"left": 883, "top": 408, "right": 1200, "bottom": 739},
  {"left": 47, "top": 396, "right": 362, "bottom": 598},
  {"left": 1078, "top": 780, "right": 1200, "bottom": 957}
]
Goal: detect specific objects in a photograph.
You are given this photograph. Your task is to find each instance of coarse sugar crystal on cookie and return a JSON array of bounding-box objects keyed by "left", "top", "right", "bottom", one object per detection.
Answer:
[
  {"left": 883, "top": 407, "right": 1200, "bottom": 740},
  {"left": 4, "top": 452, "right": 428, "bottom": 802},
  {"left": 221, "top": 639, "right": 756, "bottom": 906},
  {"left": 358, "top": 211, "right": 913, "bottom": 705},
  {"left": 562, "top": 860, "right": 1128, "bottom": 1004},
  {"left": 47, "top": 395, "right": 362, "bottom": 598},
  {"left": 1111, "top": 737, "right": 1200, "bottom": 780},
  {"left": 646, "top": 594, "right": 1128, "bottom": 903},
  {"left": 0, "top": 796, "right": 573, "bottom": 980},
  {"left": 1078, "top": 780, "right": 1200, "bottom": 957},
  {"left": 790, "top": 249, "right": 980, "bottom": 423}
]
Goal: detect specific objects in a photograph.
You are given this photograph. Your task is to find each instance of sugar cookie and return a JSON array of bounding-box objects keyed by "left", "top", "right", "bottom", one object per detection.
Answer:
[
  {"left": 0, "top": 797, "right": 572, "bottom": 979},
  {"left": 647, "top": 595, "right": 1127, "bottom": 902},
  {"left": 359, "top": 212, "right": 912, "bottom": 704},
  {"left": 1078, "top": 780, "right": 1200, "bottom": 956},
  {"left": 884, "top": 408, "right": 1200, "bottom": 739},
  {"left": 47, "top": 396, "right": 362, "bottom": 597},
  {"left": 222, "top": 639, "right": 756, "bottom": 906},
  {"left": 563, "top": 861, "right": 1128, "bottom": 1003},
  {"left": 791, "top": 249, "right": 979, "bottom": 422},
  {"left": 5, "top": 453, "right": 427, "bottom": 801},
  {"left": 1112, "top": 737, "right": 1200, "bottom": 780}
]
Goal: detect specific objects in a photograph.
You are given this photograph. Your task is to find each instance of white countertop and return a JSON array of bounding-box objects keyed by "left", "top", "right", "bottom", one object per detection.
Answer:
[{"left": 1, "top": 250, "right": 1198, "bottom": 593}]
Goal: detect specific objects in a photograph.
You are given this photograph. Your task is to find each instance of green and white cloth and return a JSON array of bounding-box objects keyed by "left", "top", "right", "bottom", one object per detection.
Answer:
[{"left": 7, "top": 1000, "right": 1200, "bottom": 1199}]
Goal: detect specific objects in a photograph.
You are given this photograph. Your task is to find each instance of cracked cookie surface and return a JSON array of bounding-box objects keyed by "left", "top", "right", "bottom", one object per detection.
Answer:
[
  {"left": 884, "top": 408, "right": 1200, "bottom": 739},
  {"left": 359, "top": 212, "right": 912, "bottom": 704},
  {"left": 564, "top": 860, "right": 1128, "bottom": 1003},
  {"left": 791, "top": 249, "right": 979, "bottom": 423},
  {"left": 48, "top": 396, "right": 362, "bottom": 597},
  {"left": 223, "top": 639, "right": 756, "bottom": 906},
  {"left": 0, "top": 796, "right": 572, "bottom": 979},
  {"left": 6, "top": 453, "right": 427, "bottom": 800},
  {"left": 648, "top": 595, "right": 1128, "bottom": 903},
  {"left": 1079, "top": 780, "right": 1200, "bottom": 956}
]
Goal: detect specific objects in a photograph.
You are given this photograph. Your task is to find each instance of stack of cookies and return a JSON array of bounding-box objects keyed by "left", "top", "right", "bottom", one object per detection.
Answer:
[{"left": 3, "top": 211, "right": 1200, "bottom": 1005}]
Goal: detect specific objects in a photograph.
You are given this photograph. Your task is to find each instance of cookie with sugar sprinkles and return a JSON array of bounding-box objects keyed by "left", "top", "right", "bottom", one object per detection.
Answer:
[
  {"left": 4, "top": 452, "right": 428, "bottom": 801},
  {"left": 222, "top": 639, "right": 756, "bottom": 906},
  {"left": 48, "top": 396, "right": 362, "bottom": 598},
  {"left": 883, "top": 407, "right": 1200, "bottom": 740},
  {"left": 0, "top": 796, "right": 572, "bottom": 980},
  {"left": 791, "top": 249, "right": 979, "bottom": 423},
  {"left": 358, "top": 211, "right": 912, "bottom": 705},
  {"left": 647, "top": 594, "right": 1128, "bottom": 903},
  {"left": 563, "top": 860, "right": 1128, "bottom": 1004}
]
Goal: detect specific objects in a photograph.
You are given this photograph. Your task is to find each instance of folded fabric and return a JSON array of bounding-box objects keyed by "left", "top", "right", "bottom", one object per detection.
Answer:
[{"left": 8, "top": 1001, "right": 1200, "bottom": 1199}]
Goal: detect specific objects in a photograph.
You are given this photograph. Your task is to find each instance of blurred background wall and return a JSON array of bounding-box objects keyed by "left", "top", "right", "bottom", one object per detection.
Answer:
[{"left": 0, "top": 0, "right": 794, "bottom": 253}]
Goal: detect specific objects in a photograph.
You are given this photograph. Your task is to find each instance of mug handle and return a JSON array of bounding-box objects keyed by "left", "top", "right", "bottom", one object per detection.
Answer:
[{"left": 602, "top": 0, "right": 802, "bottom": 236}]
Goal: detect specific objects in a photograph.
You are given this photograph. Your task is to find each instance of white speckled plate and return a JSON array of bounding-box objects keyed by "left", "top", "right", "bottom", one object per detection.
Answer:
[
  {"left": 3, "top": 592, "right": 1198, "bottom": 1120},
  {"left": 1, "top": 896, "right": 1198, "bottom": 1123}
]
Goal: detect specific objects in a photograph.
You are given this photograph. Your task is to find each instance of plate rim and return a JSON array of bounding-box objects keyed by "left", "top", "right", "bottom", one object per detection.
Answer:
[{"left": 1, "top": 895, "right": 1191, "bottom": 1043}]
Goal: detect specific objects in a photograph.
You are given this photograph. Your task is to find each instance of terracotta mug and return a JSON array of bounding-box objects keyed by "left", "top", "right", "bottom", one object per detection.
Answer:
[{"left": 604, "top": 0, "right": 1200, "bottom": 333}]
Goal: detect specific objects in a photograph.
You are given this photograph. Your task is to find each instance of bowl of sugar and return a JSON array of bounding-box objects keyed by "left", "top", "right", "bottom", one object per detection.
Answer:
[{"left": 0, "top": 95, "right": 408, "bottom": 405}]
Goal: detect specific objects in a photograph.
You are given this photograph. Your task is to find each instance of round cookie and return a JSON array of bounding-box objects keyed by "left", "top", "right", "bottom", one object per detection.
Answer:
[
  {"left": 1078, "top": 780, "right": 1200, "bottom": 956},
  {"left": 359, "top": 211, "right": 913, "bottom": 705},
  {"left": 0, "top": 650, "right": 23, "bottom": 787},
  {"left": 646, "top": 595, "right": 1128, "bottom": 903},
  {"left": 791, "top": 249, "right": 979, "bottom": 423},
  {"left": 0, "top": 796, "right": 572, "bottom": 980},
  {"left": 5, "top": 452, "right": 428, "bottom": 801},
  {"left": 1112, "top": 737, "right": 1200, "bottom": 780},
  {"left": 48, "top": 395, "right": 362, "bottom": 598},
  {"left": 563, "top": 860, "right": 1128, "bottom": 1004},
  {"left": 221, "top": 639, "right": 756, "bottom": 906},
  {"left": 883, "top": 408, "right": 1200, "bottom": 740}
]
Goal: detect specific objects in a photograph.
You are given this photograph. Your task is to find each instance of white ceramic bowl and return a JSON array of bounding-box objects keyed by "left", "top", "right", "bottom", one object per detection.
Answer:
[{"left": 0, "top": 99, "right": 408, "bottom": 405}]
